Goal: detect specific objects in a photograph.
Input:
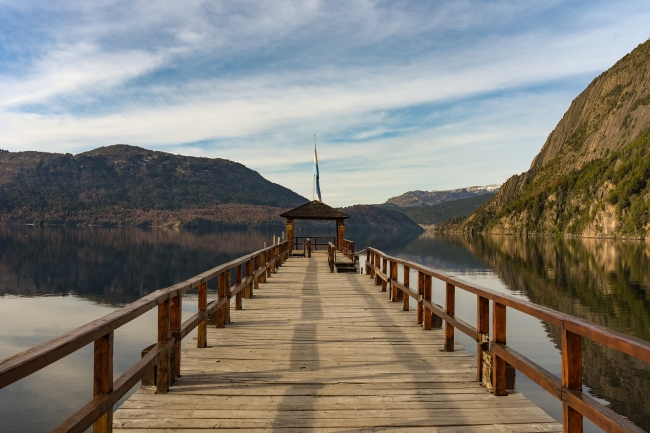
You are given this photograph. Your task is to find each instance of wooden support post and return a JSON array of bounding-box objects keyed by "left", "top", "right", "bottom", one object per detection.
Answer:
[
  {"left": 423, "top": 274, "right": 432, "bottom": 330},
  {"left": 93, "top": 331, "right": 113, "bottom": 433},
  {"left": 254, "top": 255, "right": 260, "bottom": 291},
  {"left": 381, "top": 258, "right": 387, "bottom": 292},
  {"left": 492, "top": 301, "right": 507, "bottom": 396},
  {"left": 391, "top": 262, "right": 398, "bottom": 302},
  {"left": 171, "top": 294, "right": 182, "bottom": 381},
  {"left": 197, "top": 282, "right": 207, "bottom": 348},
  {"left": 307, "top": 238, "right": 312, "bottom": 258},
  {"left": 562, "top": 330, "right": 583, "bottom": 433},
  {"left": 403, "top": 266, "right": 410, "bottom": 311},
  {"left": 261, "top": 252, "right": 267, "bottom": 283},
  {"left": 245, "top": 259, "right": 253, "bottom": 298},
  {"left": 445, "top": 283, "right": 456, "bottom": 352},
  {"left": 366, "top": 250, "right": 370, "bottom": 275},
  {"left": 217, "top": 273, "right": 225, "bottom": 328},
  {"left": 477, "top": 296, "right": 489, "bottom": 382},
  {"left": 267, "top": 250, "right": 272, "bottom": 278},
  {"left": 225, "top": 269, "right": 231, "bottom": 324},
  {"left": 157, "top": 298, "right": 171, "bottom": 394},
  {"left": 236, "top": 264, "right": 243, "bottom": 310},
  {"left": 417, "top": 271, "right": 424, "bottom": 324},
  {"left": 374, "top": 253, "right": 380, "bottom": 285}
]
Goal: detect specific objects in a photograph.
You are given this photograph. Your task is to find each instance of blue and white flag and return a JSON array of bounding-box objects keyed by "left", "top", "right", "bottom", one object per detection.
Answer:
[{"left": 313, "top": 134, "right": 322, "bottom": 201}]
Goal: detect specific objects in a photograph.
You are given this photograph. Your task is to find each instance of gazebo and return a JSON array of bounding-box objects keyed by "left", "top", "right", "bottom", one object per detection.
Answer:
[{"left": 280, "top": 200, "right": 349, "bottom": 249}]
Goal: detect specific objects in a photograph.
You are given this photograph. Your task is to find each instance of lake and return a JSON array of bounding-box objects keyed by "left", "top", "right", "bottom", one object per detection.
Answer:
[{"left": 1, "top": 226, "right": 649, "bottom": 432}]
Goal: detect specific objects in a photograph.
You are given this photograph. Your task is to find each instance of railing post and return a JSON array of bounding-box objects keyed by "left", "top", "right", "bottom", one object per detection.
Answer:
[
  {"left": 266, "top": 249, "right": 272, "bottom": 278},
  {"left": 403, "top": 265, "right": 410, "bottom": 311},
  {"left": 254, "top": 255, "right": 260, "bottom": 291},
  {"left": 417, "top": 271, "right": 424, "bottom": 324},
  {"left": 225, "top": 269, "right": 231, "bottom": 324},
  {"left": 261, "top": 252, "right": 267, "bottom": 283},
  {"left": 374, "top": 254, "right": 380, "bottom": 285},
  {"left": 492, "top": 301, "right": 507, "bottom": 396},
  {"left": 423, "top": 274, "right": 432, "bottom": 330},
  {"left": 236, "top": 264, "right": 243, "bottom": 310},
  {"left": 381, "top": 258, "right": 387, "bottom": 292},
  {"left": 245, "top": 258, "right": 253, "bottom": 298},
  {"left": 197, "top": 282, "right": 207, "bottom": 348},
  {"left": 391, "top": 261, "right": 398, "bottom": 302},
  {"left": 562, "top": 330, "right": 583, "bottom": 433},
  {"left": 171, "top": 294, "right": 182, "bottom": 382},
  {"left": 477, "top": 296, "right": 489, "bottom": 382},
  {"left": 307, "top": 238, "right": 312, "bottom": 258},
  {"left": 365, "top": 250, "right": 370, "bottom": 275},
  {"left": 217, "top": 272, "right": 225, "bottom": 328},
  {"left": 445, "top": 283, "right": 456, "bottom": 352},
  {"left": 157, "top": 298, "right": 171, "bottom": 394},
  {"left": 93, "top": 331, "right": 113, "bottom": 433}
]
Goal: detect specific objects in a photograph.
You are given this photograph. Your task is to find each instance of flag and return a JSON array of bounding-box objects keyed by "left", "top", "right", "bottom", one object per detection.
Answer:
[{"left": 313, "top": 134, "right": 322, "bottom": 201}]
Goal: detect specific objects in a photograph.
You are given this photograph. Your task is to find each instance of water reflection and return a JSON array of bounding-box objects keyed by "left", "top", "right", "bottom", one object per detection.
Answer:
[
  {"left": 435, "top": 233, "right": 650, "bottom": 431},
  {"left": 0, "top": 226, "right": 277, "bottom": 305}
]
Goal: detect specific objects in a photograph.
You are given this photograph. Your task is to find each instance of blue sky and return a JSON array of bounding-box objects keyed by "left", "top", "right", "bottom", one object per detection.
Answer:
[{"left": 0, "top": 1, "right": 649, "bottom": 206}]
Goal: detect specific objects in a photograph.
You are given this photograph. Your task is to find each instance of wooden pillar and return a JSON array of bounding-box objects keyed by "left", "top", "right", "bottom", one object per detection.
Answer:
[
  {"left": 261, "top": 252, "right": 267, "bottom": 283},
  {"left": 365, "top": 250, "right": 371, "bottom": 275},
  {"left": 171, "top": 294, "right": 182, "bottom": 381},
  {"left": 445, "top": 283, "right": 456, "bottom": 352},
  {"left": 236, "top": 265, "right": 243, "bottom": 310},
  {"left": 307, "top": 238, "right": 312, "bottom": 258},
  {"left": 391, "top": 262, "right": 398, "bottom": 302},
  {"left": 254, "top": 255, "right": 260, "bottom": 291},
  {"left": 403, "top": 265, "right": 410, "bottom": 311},
  {"left": 197, "top": 282, "right": 207, "bottom": 348},
  {"left": 337, "top": 218, "right": 345, "bottom": 249},
  {"left": 477, "top": 296, "right": 489, "bottom": 382},
  {"left": 93, "top": 332, "right": 113, "bottom": 433},
  {"left": 381, "top": 258, "right": 387, "bottom": 292},
  {"left": 225, "top": 269, "right": 231, "bottom": 324},
  {"left": 266, "top": 249, "right": 272, "bottom": 278},
  {"left": 423, "top": 274, "right": 432, "bottom": 330},
  {"left": 217, "top": 273, "right": 225, "bottom": 328},
  {"left": 417, "top": 271, "right": 424, "bottom": 324},
  {"left": 245, "top": 259, "right": 253, "bottom": 298},
  {"left": 157, "top": 298, "right": 171, "bottom": 394},
  {"left": 492, "top": 301, "right": 507, "bottom": 396},
  {"left": 562, "top": 330, "right": 583, "bottom": 433},
  {"left": 374, "top": 253, "right": 380, "bottom": 285}
]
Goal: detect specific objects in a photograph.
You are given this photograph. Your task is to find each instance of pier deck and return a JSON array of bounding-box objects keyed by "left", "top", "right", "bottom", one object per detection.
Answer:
[{"left": 113, "top": 252, "right": 561, "bottom": 432}]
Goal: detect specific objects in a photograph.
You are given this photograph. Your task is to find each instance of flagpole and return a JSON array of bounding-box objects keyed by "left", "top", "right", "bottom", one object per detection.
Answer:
[{"left": 313, "top": 134, "right": 316, "bottom": 201}]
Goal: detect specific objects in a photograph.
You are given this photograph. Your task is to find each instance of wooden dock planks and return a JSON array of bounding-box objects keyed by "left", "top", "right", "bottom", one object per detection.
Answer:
[{"left": 113, "top": 252, "right": 561, "bottom": 432}]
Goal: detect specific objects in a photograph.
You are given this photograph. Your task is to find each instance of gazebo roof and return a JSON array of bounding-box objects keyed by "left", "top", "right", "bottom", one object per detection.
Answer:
[{"left": 280, "top": 200, "right": 349, "bottom": 220}]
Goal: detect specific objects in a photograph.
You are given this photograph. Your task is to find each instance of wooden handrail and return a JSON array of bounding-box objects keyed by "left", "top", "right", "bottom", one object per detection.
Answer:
[
  {"left": 340, "top": 238, "right": 354, "bottom": 260},
  {"left": 365, "top": 247, "right": 648, "bottom": 433},
  {"left": 0, "top": 239, "right": 291, "bottom": 432}
]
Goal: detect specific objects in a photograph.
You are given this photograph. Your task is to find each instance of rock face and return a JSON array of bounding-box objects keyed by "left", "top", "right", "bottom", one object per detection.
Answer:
[
  {"left": 0, "top": 144, "right": 308, "bottom": 226},
  {"left": 386, "top": 185, "right": 500, "bottom": 207},
  {"left": 452, "top": 39, "right": 650, "bottom": 237}
]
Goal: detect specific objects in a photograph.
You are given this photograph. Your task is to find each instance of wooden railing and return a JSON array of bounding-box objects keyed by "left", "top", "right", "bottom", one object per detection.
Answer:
[
  {"left": 340, "top": 238, "right": 354, "bottom": 260},
  {"left": 292, "top": 236, "right": 334, "bottom": 251},
  {"left": 366, "top": 247, "right": 649, "bottom": 433},
  {"left": 0, "top": 240, "right": 291, "bottom": 433}
]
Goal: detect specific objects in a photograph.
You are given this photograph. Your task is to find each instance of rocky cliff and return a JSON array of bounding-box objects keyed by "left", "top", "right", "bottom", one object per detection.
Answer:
[{"left": 451, "top": 39, "right": 650, "bottom": 237}]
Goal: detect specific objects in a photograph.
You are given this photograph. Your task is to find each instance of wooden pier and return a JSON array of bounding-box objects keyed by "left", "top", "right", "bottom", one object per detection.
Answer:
[
  {"left": 1, "top": 237, "right": 649, "bottom": 432},
  {"left": 112, "top": 251, "right": 560, "bottom": 432}
]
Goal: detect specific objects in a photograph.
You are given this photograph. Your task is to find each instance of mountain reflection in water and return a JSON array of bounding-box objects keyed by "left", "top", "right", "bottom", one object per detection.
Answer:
[
  {"left": 410, "top": 233, "right": 650, "bottom": 431},
  {"left": 1, "top": 227, "right": 649, "bottom": 431}
]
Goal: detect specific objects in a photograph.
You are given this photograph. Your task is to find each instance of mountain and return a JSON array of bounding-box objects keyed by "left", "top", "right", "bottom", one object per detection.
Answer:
[
  {"left": 446, "top": 39, "right": 650, "bottom": 237},
  {"left": 395, "top": 193, "right": 496, "bottom": 227},
  {"left": 342, "top": 205, "right": 424, "bottom": 233},
  {"left": 0, "top": 144, "right": 308, "bottom": 226},
  {"left": 386, "top": 184, "right": 500, "bottom": 207}
]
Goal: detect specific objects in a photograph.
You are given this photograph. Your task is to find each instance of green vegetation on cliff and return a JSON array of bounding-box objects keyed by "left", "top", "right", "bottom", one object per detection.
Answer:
[{"left": 449, "top": 39, "right": 650, "bottom": 237}]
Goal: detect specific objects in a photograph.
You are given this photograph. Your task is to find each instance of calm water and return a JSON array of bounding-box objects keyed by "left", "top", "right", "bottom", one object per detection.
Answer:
[{"left": 1, "top": 227, "right": 649, "bottom": 431}]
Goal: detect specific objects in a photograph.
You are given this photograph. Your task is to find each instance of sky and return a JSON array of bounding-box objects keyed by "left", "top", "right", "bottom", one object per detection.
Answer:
[{"left": 0, "top": 1, "right": 649, "bottom": 206}]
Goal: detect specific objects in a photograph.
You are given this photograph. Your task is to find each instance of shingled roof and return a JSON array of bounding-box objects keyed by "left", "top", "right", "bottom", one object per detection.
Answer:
[{"left": 280, "top": 200, "right": 350, "bottom": 220}]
